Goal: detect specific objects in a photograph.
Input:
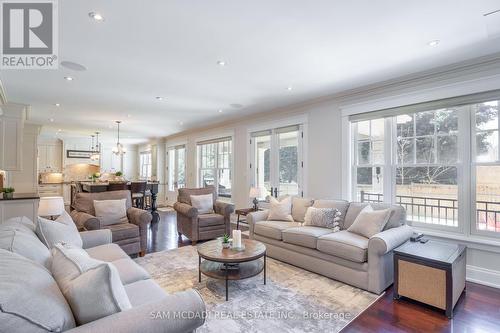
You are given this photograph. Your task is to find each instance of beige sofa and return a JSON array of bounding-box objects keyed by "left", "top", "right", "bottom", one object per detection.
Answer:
[
  {"left": 0, "top": 216, "right": 205, "bottom": 333},
  {"left": 247, "top": 199, "right": 413, "bottom": 294}
]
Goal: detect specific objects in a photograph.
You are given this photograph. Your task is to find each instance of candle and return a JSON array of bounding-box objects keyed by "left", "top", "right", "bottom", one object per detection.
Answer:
[{"left": 232, "top": 230, "right": 242, "bottom": 248}]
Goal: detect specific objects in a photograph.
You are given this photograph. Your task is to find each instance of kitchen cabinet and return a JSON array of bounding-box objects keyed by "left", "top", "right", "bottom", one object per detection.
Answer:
[
  {"left": 38, "top": 143, "right": 62, "bottom": 172},
  {"left": 0, "top": 197, "right": 39, "bottom": 222},
  {"left": 0, "top": 104, "right": 26, "bottom": 171},
  {"left": 38, "top": 184, "right": 63, "bottom": 197}
]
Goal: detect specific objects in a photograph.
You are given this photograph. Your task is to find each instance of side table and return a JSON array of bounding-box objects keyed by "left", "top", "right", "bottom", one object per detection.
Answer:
[{"left": 235, "top": 208, "right": 262, "bottom": 230}]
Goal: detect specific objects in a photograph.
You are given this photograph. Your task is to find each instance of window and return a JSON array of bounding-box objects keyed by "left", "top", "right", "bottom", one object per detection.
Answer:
[
  {"left": 251, "top": 125, "right": 303, "bottom": 198},
  {"left": 349, "top": 92, "right": 500, "bottom": 236},
  {"left": 139, "top": 151, "right": 152, "bottom": 180},
  {"left": 197, "top": 137, "right": 232, "bottom": 198},
  {"left": 167, "top": 145, "right": 186, "bottom": 191},
  {"left": 352, "top": 119, "right": 384, "bottom": 202}
]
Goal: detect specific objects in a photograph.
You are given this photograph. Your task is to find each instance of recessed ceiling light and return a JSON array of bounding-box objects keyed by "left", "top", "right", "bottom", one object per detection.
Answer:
[
  {"left": 54, "top": 103, "right": 60, "bottom": 107},
  {"left": 60, "top": 61, "right": 87, "bottom": 71},
  {"left": 287, "top": 86, "right": 293, "bottom": 91},
  {"left": 64, "top": 76, "right": 73, "bottom": 81},
  {"left": 428, "top": 40, "right": 440, "bottom": 47},
  {"left": 218, "top": 109, "right": 223, "bottom": 113},
  {"left": 217, "top": 60, "right": 226, "bottom": 66},
  {"left": 179, "top": 121, "right": 183, "bottom": 125},
  {"left": 155, "top": 96, "right": 163, "bottom": 101},
  {"left": 88, "top": 12, "right": 104, "bottom": 21},
  {"left": 49, "top": 118, "right": 54, "bottom": 122}
]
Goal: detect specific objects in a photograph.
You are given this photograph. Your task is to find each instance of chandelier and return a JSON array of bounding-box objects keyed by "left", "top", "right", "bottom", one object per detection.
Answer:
[
  {"left": 90, "top": 132, "right": 100, "bottom": 161},
  {"left": 112, "top": 121, "right": 127, "bottom": 156}
]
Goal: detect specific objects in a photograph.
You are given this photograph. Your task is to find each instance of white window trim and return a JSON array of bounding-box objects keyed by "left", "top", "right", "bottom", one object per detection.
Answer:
[
  {"left": 166, "top": 144, "right": 186, "bottom": 192},
  {"left": 139, "top": 151, "right": 152, "bottom": 180}
]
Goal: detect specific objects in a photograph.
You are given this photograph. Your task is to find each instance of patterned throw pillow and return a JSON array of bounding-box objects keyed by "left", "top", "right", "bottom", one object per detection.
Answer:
[{"left": 304, "top": 207, "right": 341, "bottom": 231}]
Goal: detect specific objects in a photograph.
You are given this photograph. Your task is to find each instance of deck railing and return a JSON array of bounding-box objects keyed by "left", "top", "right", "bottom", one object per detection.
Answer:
[{"left": 360, "top": 191, "right": 500, "bottom": 231}]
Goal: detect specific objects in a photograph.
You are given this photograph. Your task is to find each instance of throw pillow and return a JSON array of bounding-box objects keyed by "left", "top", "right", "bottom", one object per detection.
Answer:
[
  {"left": 0, "top": 249, "right": 76, "bottom": 332},
  {"left": 304, "top": 207, "right": 341, "bottom": 231},
  {"left": 347, "top": 205, "right": 392, "bottom": 238},
  {"left": 268, "top": 196, "right": 294, "bottom": 222},
  {"left": 36, "top": 211, "right": 83, "bottom": 249},
  {"left": 0, "top": 227, "right": 52, "bottom": 268},
  {"left": 291, "top": 197, "right": 314, "bottom": 222},
  {"left": 190, "top": 194, "right": 214, "bottom": 214},
  {"left": 1, "top": 216, "right": 36, "bottom": 233},
  {"left": 93, "top": 198, "right": 128, "bottom": 226},
  {"left": 51, "top": 243, "right": 132, "bottom": 325}
]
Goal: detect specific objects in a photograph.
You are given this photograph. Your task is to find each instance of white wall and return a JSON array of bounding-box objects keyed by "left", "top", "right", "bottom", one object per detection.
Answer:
[{"left": 159, "top": 54, "right": 500, "bottom": 288}]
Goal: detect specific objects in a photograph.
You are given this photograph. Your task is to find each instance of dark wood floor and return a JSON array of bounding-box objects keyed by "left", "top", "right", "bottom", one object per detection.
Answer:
[{"left": 148, "top": 211, "right": 500, "bottom": 333}]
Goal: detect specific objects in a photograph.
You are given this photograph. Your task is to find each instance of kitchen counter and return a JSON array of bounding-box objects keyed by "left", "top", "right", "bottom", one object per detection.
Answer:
[{"left": 0, "top": 193, "right": 40, "bottom": 201}]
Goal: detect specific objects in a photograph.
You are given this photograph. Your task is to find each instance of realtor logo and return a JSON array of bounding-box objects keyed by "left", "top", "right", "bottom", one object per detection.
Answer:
[{"left": 1, "top": 0, "right": 58, "bottom": 69}]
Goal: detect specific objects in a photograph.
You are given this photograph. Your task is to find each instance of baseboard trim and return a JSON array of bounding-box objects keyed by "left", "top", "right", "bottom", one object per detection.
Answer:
[{"left": 466, "top": 265, "right": 500, "bottom": 289}]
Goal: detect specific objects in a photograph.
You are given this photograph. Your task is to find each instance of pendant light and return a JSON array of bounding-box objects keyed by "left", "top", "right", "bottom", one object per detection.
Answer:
[
  {"left": 112, "top": 121, "right": 127, "bottom": 156},
  {"left": 91, "top": 131, "right": 100, "bottom": 160}
]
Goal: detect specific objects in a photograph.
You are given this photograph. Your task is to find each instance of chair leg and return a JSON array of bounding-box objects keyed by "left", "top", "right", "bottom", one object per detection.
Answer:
[{"left": 139, "top": 250, "right": 145, "bottom": 257}]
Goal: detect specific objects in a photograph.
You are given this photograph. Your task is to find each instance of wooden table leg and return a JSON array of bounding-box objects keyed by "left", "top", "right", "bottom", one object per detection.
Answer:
[{"left": 236, "top": 214, "right": 241, "bottom": 230}]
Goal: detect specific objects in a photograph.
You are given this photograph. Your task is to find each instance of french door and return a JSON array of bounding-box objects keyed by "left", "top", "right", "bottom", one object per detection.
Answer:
[
  {"left": 251, "top": 125, "right": 304, "bottom": 198},
  {"left": 166, "top": 145, "right": 186, "bottom": 202}
]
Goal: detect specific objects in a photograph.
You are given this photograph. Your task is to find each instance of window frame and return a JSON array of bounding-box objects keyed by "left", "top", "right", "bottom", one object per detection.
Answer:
[
  {"left": 197, "top": 137, "right": 233, "bottom": 199},
  {"left": 167, "top": 145, "right": 186, "bottom": 192},
  {"left": 139, "top": 151, "right": 152, "bottom": 180}
]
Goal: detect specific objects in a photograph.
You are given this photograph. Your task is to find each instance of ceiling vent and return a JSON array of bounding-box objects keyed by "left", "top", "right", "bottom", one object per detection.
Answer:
[{"left": 484, "top": 9, "right": 500, "bottom": 38}]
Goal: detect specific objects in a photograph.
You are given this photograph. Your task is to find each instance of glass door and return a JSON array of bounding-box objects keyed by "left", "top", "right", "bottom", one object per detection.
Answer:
[
  {"left": 166, "top": 145, "right": 186, "bottom": 202},
  {"left": 251, "top": 125, "right": 303, "bottom": 199}
]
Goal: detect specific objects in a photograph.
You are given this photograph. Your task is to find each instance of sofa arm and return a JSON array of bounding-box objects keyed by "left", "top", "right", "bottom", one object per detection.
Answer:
[
  {"left": 174, "top": 202, "right": 198, "bottom": 218},
  {"left": 65, "top": 290, "right": 205, "bottom": 333},
  {"left": 368, "top": 224, "right": 414, "bottom": 256},
  {"left": 71, "top": 210, "right": 100, "bottom": 230},
  {"left": 214, "top": 201, "right": 235, "bottom": 217},
  {"left": 127, "top": 207, "right": 152, "bottom": 228},
  {"left": 80, "top": 229, "right": 112, "bottom": 249},
  {"left": 246, "top": 209, "right": 269, "bottom": 238}
]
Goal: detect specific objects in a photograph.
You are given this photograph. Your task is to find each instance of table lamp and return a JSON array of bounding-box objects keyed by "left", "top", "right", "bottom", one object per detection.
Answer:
[
  {"left": 249, "top": 187, "right": 265, "bottom": 211},
  {"left": 38, "top": 196, "right": 64, "bottom": 220}
]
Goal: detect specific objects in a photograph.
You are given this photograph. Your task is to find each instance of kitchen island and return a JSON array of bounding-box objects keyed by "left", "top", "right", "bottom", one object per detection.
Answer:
[{"left": 0, "top": 193, "right": 40, "bottom": 223}]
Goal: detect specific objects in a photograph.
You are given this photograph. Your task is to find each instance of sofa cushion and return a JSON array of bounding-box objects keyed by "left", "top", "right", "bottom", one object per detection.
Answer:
[
  {"left": 124, "top": 279, "right": 168, "bottom": 307},
  {"left": 313, "top": 199, "right": 350, "bottom": 228},
  {"left": 94, "top": 198, "right": 129, "bottom": 226},
  {"left": 291, "top": 197, "right": 314, "bottom": 222},
  {"left": 282, "top": 226, "right": 333, "bottom": 249},
  {"left": 254, "top": 221, "right": 301, "bottom": 240},
  {"left": 112, "top": 258, "right": 151, "bottom": 285},
  {"left": 268, "top": 196, "right": 294, "bottom": 222},
  {"left": 51, "top": 244, "right": 132, "bottom": 325},
  {"left": 347, "top": 205, "right": 392, "bottom": 238},
  {"left": 344, "top": 202, "right": 405, "bottom": 230},
  {"left": 317, "top": 230, "right": 369, "bottom": 263},
  {"left": 0, "top": 249, "right": 76, "bottom": 332},
  {"left": 36, "top": 211, "right": 83, "bottom": 249},
  {"left": 0, "top": 216, "right": 36, "bottom": 233},
  {"left": 86, "top": 243, "right": 130, "bottom": 262},
  {"left": 103, "top": 223, "right": 140, "bottom": 242},
  {"left": 198, "top": 213, "right": 225, "bottom": 227},
  {"left": 0, "top": 228, "right": 51, "bottom": 268}
]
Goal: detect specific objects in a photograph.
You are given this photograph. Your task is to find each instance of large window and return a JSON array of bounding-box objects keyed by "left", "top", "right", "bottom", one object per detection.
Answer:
[
  {"left": 198, "top": 137, "right": 232, "bottom": 198},
  {"left": 167, "top": 145, "right": 186, "bottom": 192},
  {"left": 139, "top": 151, "right": 152, "bottom": 180},
  {"left": 251, "top": 125, "right": 303, "bottom": 198},
  {"left": 350, "top": 94, "right": 500, "bottom": 237}
]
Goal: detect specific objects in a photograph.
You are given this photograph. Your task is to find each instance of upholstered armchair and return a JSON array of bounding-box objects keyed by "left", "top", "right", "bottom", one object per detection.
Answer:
[
  {"left": 174, "top": 186, "right": 235, "bottom": 245},
  {"left": 70, "top": 190, "right": 151, "bottom": 256}
]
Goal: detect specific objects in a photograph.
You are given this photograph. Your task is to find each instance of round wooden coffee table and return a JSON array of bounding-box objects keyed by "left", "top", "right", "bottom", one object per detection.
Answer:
[{"left": 197, "top": 238, "right": 267, "bottom": 301}]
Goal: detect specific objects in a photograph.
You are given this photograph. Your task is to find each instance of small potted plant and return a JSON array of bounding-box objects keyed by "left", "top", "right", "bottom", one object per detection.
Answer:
[
  {"left": 2, "top": 187, "right": 15, "bottom": 199},
  {"left": 221, "top": 233, "right": 231, "bottom": 249},
  {"left": 114, "top": 171, "right": 125, "bottom": 182},
  {"left": 90, "top": 172, "right": 100, "bottom": 183}
]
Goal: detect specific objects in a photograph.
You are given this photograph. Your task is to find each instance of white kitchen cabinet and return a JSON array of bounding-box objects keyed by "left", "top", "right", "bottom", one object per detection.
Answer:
[
  {"left": 0, "top": 198, "right": 39, "bottom": 223},
  {"left": 0, "top": 104, "right": 26, "bottom": 171},
  {"left": 38, "top": 184, "right": 62, "bottom": 197},
  {"left": 38, "top": 143, "right": 62, "bottom": 172}
]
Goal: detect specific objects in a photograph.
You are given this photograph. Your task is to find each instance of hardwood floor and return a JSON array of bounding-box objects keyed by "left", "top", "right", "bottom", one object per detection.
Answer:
[{"left": 148, "top": 211, "right": 500, "bottom": 332}]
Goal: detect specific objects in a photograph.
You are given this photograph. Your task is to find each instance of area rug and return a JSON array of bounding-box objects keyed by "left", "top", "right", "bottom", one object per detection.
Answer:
[{"left": 135, "top": 246, "right": 381, "bottom": 333}]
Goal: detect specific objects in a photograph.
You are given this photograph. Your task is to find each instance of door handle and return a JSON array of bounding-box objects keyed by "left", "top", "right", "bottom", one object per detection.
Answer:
[
  {"left": 270, "top": 187, "right": 273, "bottom": 198},
  {"left": 274, "top": 187, "right": 278, "bottom": 198}
]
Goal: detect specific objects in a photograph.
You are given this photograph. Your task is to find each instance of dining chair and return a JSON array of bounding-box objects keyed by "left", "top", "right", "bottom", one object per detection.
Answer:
[{"left": 130, "top": 181, "right": 147, "bottom": 209}]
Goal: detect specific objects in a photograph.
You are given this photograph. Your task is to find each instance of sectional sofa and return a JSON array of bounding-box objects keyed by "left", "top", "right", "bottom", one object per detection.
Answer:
[
  {"left": 247, "top": 199, "right": 414, "bottom": 294},
  {"left": 0, "top": 216, "right": 205, "bottom": 333}
]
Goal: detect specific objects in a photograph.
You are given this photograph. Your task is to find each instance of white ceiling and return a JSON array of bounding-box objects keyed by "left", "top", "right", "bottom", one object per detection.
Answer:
[{"left": 2, "top": 0, "right": 500, "bottom": 143}]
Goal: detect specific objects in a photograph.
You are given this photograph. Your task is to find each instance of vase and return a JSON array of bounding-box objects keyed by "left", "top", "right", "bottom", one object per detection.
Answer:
[
  {"left": 222, "top": 242, "right": 231, "bottom": 249},
  {"left": 3, "top": 192, "right": 13, "bottom": 199}
]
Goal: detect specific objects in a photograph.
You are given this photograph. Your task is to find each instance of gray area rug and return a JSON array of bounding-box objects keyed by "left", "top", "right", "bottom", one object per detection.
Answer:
[{"left": 135, "top": 246, "right": 381, "bottom": 333}]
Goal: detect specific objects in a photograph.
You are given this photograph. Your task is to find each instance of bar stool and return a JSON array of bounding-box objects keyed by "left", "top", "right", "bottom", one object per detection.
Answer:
[{"left": 130, "top": 181, "right": 147, "bottom": 209}]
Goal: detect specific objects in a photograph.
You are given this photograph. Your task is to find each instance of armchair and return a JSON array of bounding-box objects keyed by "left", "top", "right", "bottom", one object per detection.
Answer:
[
  {"left": 70, "top": 190, "right": 151, "bottom": 256},
  {"left": 174, "top": 186, "right": 234, "bottom": 245}
]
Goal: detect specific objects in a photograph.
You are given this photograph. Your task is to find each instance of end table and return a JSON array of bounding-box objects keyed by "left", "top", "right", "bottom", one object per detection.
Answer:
[{"left": 235, "top": 207, "right": 262, "bottom": 230}]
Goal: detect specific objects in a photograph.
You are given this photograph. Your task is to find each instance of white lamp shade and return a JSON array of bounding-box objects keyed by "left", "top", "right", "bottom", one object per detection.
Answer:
[
  {"left": 249, "top": 187, "right": 265, "bottom": 199},
  {"left": 38, "top": 197, "right": 64, "bottom": 217}
]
